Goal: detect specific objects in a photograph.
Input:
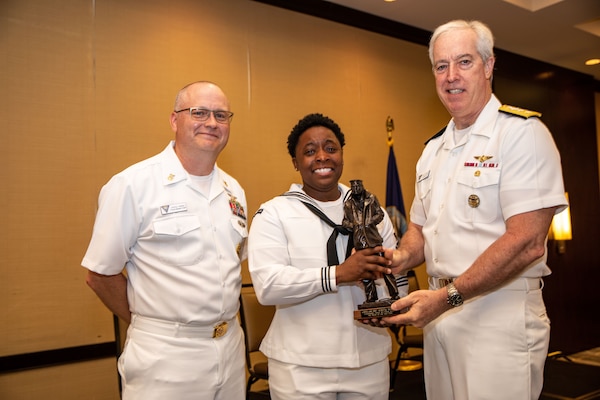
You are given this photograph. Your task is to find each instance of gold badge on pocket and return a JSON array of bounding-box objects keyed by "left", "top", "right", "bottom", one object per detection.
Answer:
[{"left": 468, "top": 194, "right": 480, "bottom": 208}]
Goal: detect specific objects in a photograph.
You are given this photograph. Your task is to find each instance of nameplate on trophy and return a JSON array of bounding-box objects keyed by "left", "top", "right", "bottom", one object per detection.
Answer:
[{"left": 353, "top": 298, "right": 401, "bottom": 320}]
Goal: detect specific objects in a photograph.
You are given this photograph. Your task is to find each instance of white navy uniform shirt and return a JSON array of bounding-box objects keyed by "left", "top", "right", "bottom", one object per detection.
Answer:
[
  {"left": 410, "top": 95, "right": 567, "bottom": 279},
  {"left": 82, "top": 141, "right": 248, "bottom": 325},
  {"left": 248, "top": 183, "right": 406, "bottom": 369}
]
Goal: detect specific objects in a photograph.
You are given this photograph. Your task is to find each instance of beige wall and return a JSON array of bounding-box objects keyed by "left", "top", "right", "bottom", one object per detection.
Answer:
[
  {"left": 1, "top": 0, "right": 448, "bottom": 396},
  {"left": 0, "top": 359, "right": 120, "bottom": 400}
]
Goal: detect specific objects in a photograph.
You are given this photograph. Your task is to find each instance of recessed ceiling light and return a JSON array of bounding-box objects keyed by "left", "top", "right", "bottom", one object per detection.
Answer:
[{"left": 585, "top": 59, "right": 600, "bottom": 66}]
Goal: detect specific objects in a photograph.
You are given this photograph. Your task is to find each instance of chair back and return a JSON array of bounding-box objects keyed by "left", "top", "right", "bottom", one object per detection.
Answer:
[
  {"left": 239, "top": 283, "right": 275, "bottom": 354},
  {"left": 239, "top": 283, "right": 275, "bottom": 395},
  {"left": 389, "top": 269, "right": 424, "bottom": 390}
]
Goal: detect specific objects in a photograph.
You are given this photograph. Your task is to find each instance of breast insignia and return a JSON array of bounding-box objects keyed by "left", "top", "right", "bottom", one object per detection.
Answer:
[
  {"left": 499, "top": 104, "right": 542, "bottom": 119},
  {"left": 474, "top": 155, "right": 493, "bottom": 163}
]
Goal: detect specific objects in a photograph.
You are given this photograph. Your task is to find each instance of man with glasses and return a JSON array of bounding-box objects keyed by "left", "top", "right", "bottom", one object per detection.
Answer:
[{"left": 82, "top": 81, "right": 248, "bottom": 399}]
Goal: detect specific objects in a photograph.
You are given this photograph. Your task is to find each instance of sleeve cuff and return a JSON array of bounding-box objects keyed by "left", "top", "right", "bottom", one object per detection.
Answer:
[{"left": 321, "top": 265, "right": 337, "bottom": 293}]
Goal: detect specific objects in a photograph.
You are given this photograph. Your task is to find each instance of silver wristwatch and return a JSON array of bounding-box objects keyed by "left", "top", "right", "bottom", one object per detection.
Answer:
[{"left": 446, "top": 282, "right": 464, "bottom": 307}]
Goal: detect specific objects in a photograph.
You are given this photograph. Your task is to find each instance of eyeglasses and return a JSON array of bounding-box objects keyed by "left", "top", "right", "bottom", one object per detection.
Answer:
[{"left": 174, "top": 107, "right": 234, "bottom": 124}]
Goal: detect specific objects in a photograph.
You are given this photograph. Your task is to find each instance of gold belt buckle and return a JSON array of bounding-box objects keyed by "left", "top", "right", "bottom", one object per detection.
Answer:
[{"left": 212, "top": 321, "right": 228, "bottom": 338}]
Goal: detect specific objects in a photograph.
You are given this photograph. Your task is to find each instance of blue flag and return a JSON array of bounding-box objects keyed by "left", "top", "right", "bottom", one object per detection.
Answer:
[{"left": 385, "top": 144, "right": 408, "bottom": 237}]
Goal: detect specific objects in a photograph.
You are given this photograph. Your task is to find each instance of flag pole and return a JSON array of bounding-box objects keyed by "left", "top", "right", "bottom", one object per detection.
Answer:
[
  {"left": 386, "top": 116, "right": 394, "bottom": 147},
  {"left": 385, "top": 115, "right": 407, "bottom": 237}
]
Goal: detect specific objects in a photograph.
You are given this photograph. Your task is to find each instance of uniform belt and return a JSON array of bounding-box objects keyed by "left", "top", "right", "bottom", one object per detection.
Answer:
[
  {"left": 429, "top": 277, "right": 543, "bottom": 291},
  {"left": 429, "top": 277, "right": 455, "bottom": 289},
  {"left": 131, "top": 315, "right": 232, "bottom": 339}
]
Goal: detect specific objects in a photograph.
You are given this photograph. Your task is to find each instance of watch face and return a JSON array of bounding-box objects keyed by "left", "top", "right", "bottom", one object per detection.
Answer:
[
  {"left": 447, "top": 283, "right": 463, "bottom": 307},
  {"left": 448, "top": 293, "right": 463, "bottom": 307}
]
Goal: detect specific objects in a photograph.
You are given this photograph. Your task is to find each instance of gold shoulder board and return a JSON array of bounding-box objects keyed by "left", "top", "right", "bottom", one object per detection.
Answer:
[{"left": 499, "top": 104, "right": 542, "bottom": 118}]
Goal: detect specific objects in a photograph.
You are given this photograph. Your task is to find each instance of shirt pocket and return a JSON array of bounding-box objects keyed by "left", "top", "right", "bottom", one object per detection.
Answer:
[
  {"left": 153, "top": 215, "right": 202, "bottom": 266},
  {"left": 456, "top": 168, "right": 501, "bottom": 223}
]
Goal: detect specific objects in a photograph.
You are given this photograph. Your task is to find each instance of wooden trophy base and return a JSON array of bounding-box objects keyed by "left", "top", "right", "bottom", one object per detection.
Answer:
[{"left": 353, "top": 298, "right": 400, "bottom": 319}]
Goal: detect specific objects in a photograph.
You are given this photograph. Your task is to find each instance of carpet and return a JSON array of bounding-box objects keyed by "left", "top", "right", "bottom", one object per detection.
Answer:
[
  {"left": 390, "top": 350, "right": 600, "bottom": 400},
  {"left": 541, "top": 358, "right": 600, "bottom": 400},
  {"left": 252, "top": 349, "right": 600, "bottom": 400}
]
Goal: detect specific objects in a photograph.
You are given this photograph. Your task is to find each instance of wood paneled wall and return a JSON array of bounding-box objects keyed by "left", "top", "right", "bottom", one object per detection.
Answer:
[
  {"left": 1, "top": 0, "right": 445, "bottom": 395},
  {"left": 1, "top": 0, "right": 598, "bottom": 397},
  {"left": 492, "top": 51, "right": 600, "bottom": 354}
]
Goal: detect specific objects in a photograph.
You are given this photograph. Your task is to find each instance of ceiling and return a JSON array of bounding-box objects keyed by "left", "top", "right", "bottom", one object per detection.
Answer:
[{"left": 323, "top": 0, "right": 600, "bottom": 81}]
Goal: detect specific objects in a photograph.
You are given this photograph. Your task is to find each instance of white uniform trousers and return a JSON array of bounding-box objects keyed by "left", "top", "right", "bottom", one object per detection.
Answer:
[
  {"left": 267, "top": 357, "right": 389, "bottom": 400},
  {"left": 118, "top": 315, "right": 245, "bottom": 400},
  {"left": 424, "top": 279, "right": 549, "bottom": 400}
]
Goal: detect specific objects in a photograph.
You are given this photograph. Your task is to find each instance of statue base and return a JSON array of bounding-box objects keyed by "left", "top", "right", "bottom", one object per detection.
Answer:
[{"left": 353, "top": 298, "right": 400, "bottom": 319}]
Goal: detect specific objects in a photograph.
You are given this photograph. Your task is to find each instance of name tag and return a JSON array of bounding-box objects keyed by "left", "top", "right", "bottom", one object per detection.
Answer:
[{"left": 160, "top": 203, "right": 188, "bottom": 215}]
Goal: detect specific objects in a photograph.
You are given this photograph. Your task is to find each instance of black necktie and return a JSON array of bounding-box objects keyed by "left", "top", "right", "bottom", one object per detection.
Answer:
[{"left": 282, "top": 192, "right": 353, "bottom": 265}]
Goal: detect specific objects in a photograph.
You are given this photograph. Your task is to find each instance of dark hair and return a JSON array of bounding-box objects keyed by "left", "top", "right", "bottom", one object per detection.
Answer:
[{"left": 287, "top": 113, "right": 345, "bottom": 158}]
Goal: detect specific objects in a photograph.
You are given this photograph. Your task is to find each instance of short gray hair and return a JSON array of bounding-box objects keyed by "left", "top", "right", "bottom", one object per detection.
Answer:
[{"left": 428, "top": 20, "right": 495, "bottom": 65}]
